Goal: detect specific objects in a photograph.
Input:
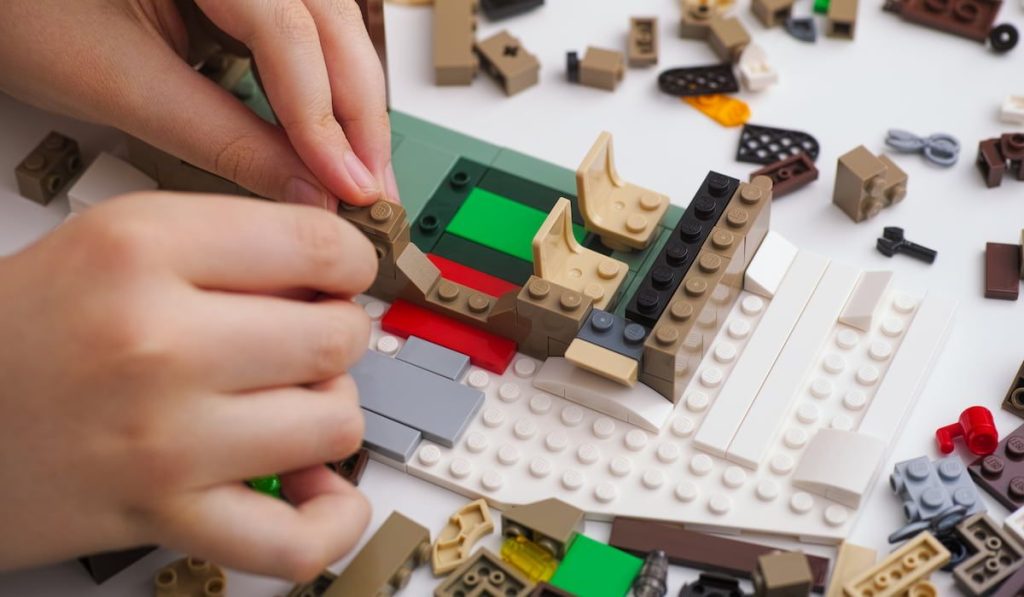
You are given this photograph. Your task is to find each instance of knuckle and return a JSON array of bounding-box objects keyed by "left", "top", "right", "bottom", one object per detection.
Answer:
[
  {"left": 311, "top": 316, "right": 352, "bottom": 378},
  {"left": 270, "top": 1, "right": 320, "bottom": 45},
  {"left": 76, "top": 205, "right": 156, "bottom": 272},
  {"left": 211, "top": 133, "right": 265, "bottom": 190}
]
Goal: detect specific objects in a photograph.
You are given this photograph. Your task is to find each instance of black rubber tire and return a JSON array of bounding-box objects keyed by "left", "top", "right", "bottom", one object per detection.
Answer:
[{"left": 990, "top": 23, "right": 1019, "bottom": 53}]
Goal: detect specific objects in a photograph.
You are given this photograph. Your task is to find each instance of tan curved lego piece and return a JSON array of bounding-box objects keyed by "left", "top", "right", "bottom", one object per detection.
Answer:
[
  {"left": 532, "top": 197, "right": 628, "bottom": 309},
  {"left": 431, "top": 499, "right": 495, "bottom": 575},
  {"left": 576, "top": 132, "right": 670, "bottom": 251}
]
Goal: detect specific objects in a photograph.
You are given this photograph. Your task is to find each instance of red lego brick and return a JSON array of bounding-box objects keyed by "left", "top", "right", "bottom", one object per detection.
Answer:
[
  {"left": 427, "top": 254, "right": 521, "bottom": 298},
  {"left": 382, "top": 299, "right": 517, "bottom": 374}
]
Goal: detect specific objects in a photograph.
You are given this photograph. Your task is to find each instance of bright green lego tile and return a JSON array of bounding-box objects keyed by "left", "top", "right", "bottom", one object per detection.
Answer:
[
  {"left": 391, "top": 137, "right": 459, "bottom": 222},
  {"left": 446, "top": 188, "right": 586, "bottom": 262},
  {"left": 389, "top": 111, "right": 502, "bottom": 165},
  {"left": 550, "top": 535, "right": 642, "bottom": 597},
  {"left": 813, "top": 0, "right": 830, "bottom": 13},
  {"left": 662, "top": 204, "right": 684, "bottom": 230},
  {"left": 490, "top": 147, "right": 578, "bottom": 198}
]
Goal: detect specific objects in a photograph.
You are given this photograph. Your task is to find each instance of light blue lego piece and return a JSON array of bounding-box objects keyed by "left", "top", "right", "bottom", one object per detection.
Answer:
[
  {"left": 890, "top": 455, "right": 986, "bottom": 523},
  {"left": 396, "top": 336, "right": 470, "bottom": 380},
  {"left": 361, "top": 409, "right": 421, "bottom": 463}
]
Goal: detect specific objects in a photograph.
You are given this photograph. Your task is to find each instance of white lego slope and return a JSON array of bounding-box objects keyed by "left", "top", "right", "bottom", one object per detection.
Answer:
[{"left": 359, "top": 236, "right": 956, "bottom": 544}]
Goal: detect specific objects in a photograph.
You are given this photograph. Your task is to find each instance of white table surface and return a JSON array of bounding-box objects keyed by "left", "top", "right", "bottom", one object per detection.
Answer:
[{"left": 1, "top": 1, "right": 1022, "bottom": 595}]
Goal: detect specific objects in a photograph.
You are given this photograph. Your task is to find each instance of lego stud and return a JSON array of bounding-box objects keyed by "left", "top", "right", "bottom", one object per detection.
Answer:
[
  {"left": 527, "top": 278, "right": 550, "bottom": 299},
  {"left": 935, "top": 406, "right": 998, "bottom": 455},
  {"left": 369, "top": 200, "right": 394, "bottom": 222},
  {"left": 668, "top": 300, "right": 695, "bottom": 323}
]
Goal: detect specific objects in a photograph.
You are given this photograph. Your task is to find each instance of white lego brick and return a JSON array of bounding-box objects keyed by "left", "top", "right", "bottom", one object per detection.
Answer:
[
  {"left": 725, "top": 262, "right": 861, "bottom": 469},
  {"left": 1005, "top": 507, "right": 1024, "bottom": 547},
  {"left": 533, "top": 357, "right": 673, "bottom": 433},
  {"left": 67, "top": 152, "right": 157, "bottom": 214},
  {"left": 1001, "top": 95, "right": 1024, "bottom": 125},
  {"left": 744, "top": 231, "right": 798, "bottom": 299},
  {"left": 792, "top": 429, "right": 885, "bottom": 508},
  {"left": 694, "top": 251, "right": 829, "bottom": 457},
  {"left": 737, "top": 43, "right": 778, "bottom": 92},
  {"left": 839, "top": 271, "right": 893, "bottom": 332},
  {"left": 857, "top": 294, "right": 957, "bottom": 443}
]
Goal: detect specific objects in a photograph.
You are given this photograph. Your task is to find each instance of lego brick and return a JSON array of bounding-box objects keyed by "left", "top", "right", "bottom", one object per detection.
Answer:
[
  {"left": 752, "top": 551, "right": 812, "bottom": 596},
  {"left": 358, "top": 0, "right": 388, "bottom": 104},
  {"left": 576, "top": 309, "right": 648, "bottom": 362},
  {"left": 744, "top": 230, "right": 797, "bottom": 299},
  {"left": 15, "top": 131, "right": 83, "bottom": 205},
  {"left": 790, "top": 430, "right": 885, "bottom": 508},
  {"left": 578, "top": 47, "right": 626, "bottom": 91},
  {"left": 724, "top": 262, "right": 861, "bottom": 468},
  {"left": 352, "top": 350, "right": 484, "bottom": 447},
  {"left": 708, "top": 17, "right": 750, "bottom": 63},
  {"left": 680, "top": 573, "right": 747, "bottom": 597},
  {"left": 396, "top": 336, "right": 471, "bottom": 380},
  {"left": 679, "top": 0, "right": 728, "bottom": 39},
  {"left": 67, "top": 152, "right": 157, "bottom": 214},
  {"left": 1007, "top": 506, "right": 1024, "bottom": 550},
  {"left": 1003, "top": 360, "right": 1024, "bottom": 419},
  {"left": 985, "top": 242, "right": 1021, "bottom": 300},
  {"left": 502, "top": 498, "right": 584, "bottom": 559},
  {"left": 391, "top": 137, "right": 460, "bottom": 222},
  {"left": 663, "top": 203, "right": 685, "bottom": 230},
  {"left": 125, "top": 136, "right": 249, "bottom": 196},
  {"left": 825, "top": 0, "right": 858, "bottom": 38},
  {"left": 549, "top": 534, "right": 643, "bottom": 597},
  {"left": 736, "top": 124, "right": 820, "bottom": 165},
  {"left": 752, "top": 0, "right": 795, "bottom": 26},
  {"left": 79, "top": 547, "right": 156, "bottom": 584},
  {"left": 501, "top": 536, "right": 559, "bottom": 583},
  {"left": 750, "top": 154, "right": 819, "bottom": 199},
  {"left": 884, "top": 0, "right": 998, "bottom": 43},
  {"left": 528, "top": 583, "right": 575, "bottom": 597},
  {"left": 433, "top": 233, "right": 534, "bottom": 286},
  {"left": 658, "top": 64, "right": 740, "bottom": 97},
  {"left": 876, "top": 226, "right": 937, "bottom": 264},
  {"left": 327, "top": 448, "right": 369, "bottom": 486},
  {"left": 683, "top": 95, "right": 751, "bottom": 128},
  {"left": 1002, "top": 96, "right": 1024, "bottom": 126},
  {"left": 389, "top": 111, "right": 502, "bottom": 165},
  {"left": 1003, "top": 133, "right": 1024, "bottom": 178},
  {"left": 434, "top": 548, "right": 533, "bottom": 597},
  {"left": 432, "top": 498, "right": 494, "bottom": 575},
  {"left": 325, "top": 511, "right": 431, "bottom": 597},
  {"left": 479, "top": 0, "right": 544, "bottom": 20},
  {"left": 433, "top": 0, "right": 478, "bottom": 85},
  {"left": 716, "top": 176, "right": 773, "bottom": 278},
  {"left": 857, "top": 294, "right": 957, "bottom": 442},
  {"left": 412, "top": 158, "right": 489, "bottom": 255},
  {"left": 884, "top": 129, "right": 961, "bottom": 168},
  {"left": 991, "top": 565, "right": 1024, "bottom": 597},
  {"left": 628, "top": 17, "right": 659, "bottom": 67},
  {"left": 969, "top": 423, "right": 1024, "bottom": 510},
  {"left": 515, "top": 276, "right": 593, "bottom": 359},
  {"left": 362, "top": 407, "right": 423, "bottom": 462},
  {"left": 576, "top": 131, "right": 670, "bottom": 250},
  {"left": 154, "top": 556, "right": 225, "bottom": 597},
  {"left": 284, "top": 571, "right": 337, "bottom": 597},
  {"left": 693, "top": 250, "right": 828, "bottom": 457},
  {"left": 608, "top": 518, "right": 830, "bottom": 591},
  {"left": 843, "top": 532, "right": 949, "bottom": 597},
  {"left": 935, "top": 406, "right": 999, "bottom": 456},
  {"left": 478, "top": 165, "right": 583, "bottom": 226},
  {"left": 839, "top": 270, "right": 893, "bottom": 331},
  {"left": 977, "top": 138, "right": 1007, "bottom": 188},
  {"left": 532, "top": 198, "right": 629, "bottom": 310},
  {"left": 426, "top": 254, "right": 520, "bottom": 298},
  {"left": 825, "top": 543, "right": 876, "bottom": 597},
  {"left": 952, "top": 513, "right": 1024, "bottom": 595},
  {"left": 532, "top": 356, "right": 673, "bottom": 432},
  {"left": 785, "top": 17, "right": 818, "bottom": 41},
  {"left": 565, "top": 339, "right": 638, "bottom": 386},
  {"left": 475, "top": 30, "right": 540, "bottom": 96},
  {"left": 486, "top": 150, "right": 577, "bottom": 202},
  {"left": 737, "top": 44, "right": 778, "bottom": 92},
  {"left": 890, "top": 456, "right": 985, "bottom": 527},
  {"left": 832, "top": 146, "right": 907, "bottom": 223}
]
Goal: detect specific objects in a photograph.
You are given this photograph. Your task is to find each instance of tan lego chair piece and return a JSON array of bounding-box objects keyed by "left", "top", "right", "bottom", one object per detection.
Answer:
[
  {"left": 832, "top": 146, "right": 907, "bottom": 223},
  {"left": 154, "top": 557, "right": 226, "bottom": 597},
  {"left": 628, "top": 17, "right": 659, "bottom": 66},
  {"left": 708, "top": 17, "right": 751, "bottom": 63},
  {"left": 579, "top": 47, "right": 625, "bottom": 91},
  {"left": 501, "top": 498, "right": 584, "bottom": 559},
  {"left": 515, "top": 277, "right": 593, "bottom": 359},
  {"left": 475, "top": 30, "right": 540, "bottom": 96},
  {"left": 751, "top": 0, "right": 795, "bottom": 27},
  {"left": 826, "top": 0, "right": 858, "bottom": 39},
  {"left": 532, "top": 198, "right": 628, "bottom": 310},
  {"left": 825, "top": 542, "right": 876, "bottom": 597},
  {"left": 324, "top": 511, "right": 431, "bottom": 597},
  {"left": 565, "top": 339, "right": 639, "bottom": 386},
  {"left": 576, "top": 132, "right": 671, "bottom": 251},
  {"left": 680, "top": 0, "right": 734, "bottom": 38},
  {"left": 432, "top": 499, "right": 495, "bottom": 575},
  {"left": 433, "top": 0, "right": 478, "bottom": 85},
  {"left": 842, "top": 532, "right": 949, "bottom": 597}
]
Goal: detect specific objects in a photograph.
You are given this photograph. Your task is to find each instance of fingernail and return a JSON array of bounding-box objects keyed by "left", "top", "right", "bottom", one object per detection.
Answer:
[
  {"left": 384, "top": 162, "right": 401, "bottom": 203},
  {"left": 285, "top": 177, "right": 331, "bottom": 209},
  {"left": 343, "top": 151, "right": 380, "bottom": 195}
]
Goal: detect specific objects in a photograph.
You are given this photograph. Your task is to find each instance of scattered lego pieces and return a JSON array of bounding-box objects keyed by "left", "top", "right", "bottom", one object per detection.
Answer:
[
  {"left": 502, "top": 498, "right": 584, "bottom": 559},
  {"left": 15, "top": 131, "right": 83, "bottom": 205},
  {"left": 628, "top": 17, "right": 659, "bottom": 67},
  {"left": 679, "top": 573, "right": 747, "bottom": 597},
  {"left": 884, "top": 129, "right": 961, "bottom": 167},
  {"left": 154, "top": 557, "right": 226, "bottom": 597},
  {"left": 574, "top": 47, "right": 626, "bottom": 91},
  {"left": 501, "top": 536, "right": 559, "bottom": 583},
  {"left": 832, "top": 146, "right": 907, "bottom": 223},
  {"left": 752, "top": 551, "right": 812, "bottom": 596},
  {"left": 327, "top": 511, "right": 431, "bottom": 596},
  {"left": 752, "top": 0, "right": 795, "bottom": 27},
  {"left": 1002, "top": 360, "right": 1024, "bottom": 420},
  {"left": 936, "top": 406, "right": 998, "bottom": 455},
  {"left": 784, "top": 17, "right": 817, "bottom": 42},
  {"left": 736, "top": 124, "right": 820, "bottom": 165},
  {"left": 433, "top": 0, "right": 478, "bottom": 85},
  {"left": 683, "top": 95, "right": 752, "bottom": 127},
  {"left": 825, "top": 543, "right": 876, "bottom": 597},
  {"left": 737, "top": 44, "right": 778, "bottom": 92},
  {"left": 434, "top": 548, "right": 533, "bottom": 597},
  {"left": 1001, "top": 95, "right": 1024, "bottom": 125},
  {"left": 631, "top": 550, "right": 668, "bottom": 597},
  {"left": 79, "top": 547, "right": 156, "bottom": 584},
  {"left": 876, "top": 227, "right": 937, "bottom": 264},
  {"left": 67, "top": 152, "right": 158, "bottom": 214},
  {"left": 327, "top": 448, "right": 369, "bottom": 486},
  {"left": 825, "top": 0, "right": 858, "bottom": 39},
  {"left": 432, "top": 499, "right": 495, "bottom": 575},
  {"left": 480, "top": 0, "right": 544, "bottom": 21},
  {"left": 985, "top": 242, "right": 1021, "bottom": 300},
  {"left": 890, "top": 456, "right": 986, "bottom": 534},
  {"left": 475, "top": 30, "right": 540, "bottom": 96},
  {"left": 843, "top": 531, "right": 949, "bottom": 597},
  {"left": 969, "top": 422, "right": 1024, "bottom": 510},
  {"left": 657, "top": 64, "right": 740, "bottom": 97},
  {"left": 549, "top": 535, "right": 643, "bottom": 597},
  {"left": 951, "top": 513, "right": 1024, "bottom": 595}
]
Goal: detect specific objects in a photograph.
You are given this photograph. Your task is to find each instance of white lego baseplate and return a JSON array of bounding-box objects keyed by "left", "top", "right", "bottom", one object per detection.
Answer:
[{"left": 356, "top": 239, "right": 956, "bottom": 544}]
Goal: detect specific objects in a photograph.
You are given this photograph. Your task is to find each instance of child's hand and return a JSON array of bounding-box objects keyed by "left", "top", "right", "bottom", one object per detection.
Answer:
[
  {"left": 0, "top": 193, "right": 374, "bottom": 580},
  {"left": 0, "top": 0, "right": 396, "bottom": 210}
]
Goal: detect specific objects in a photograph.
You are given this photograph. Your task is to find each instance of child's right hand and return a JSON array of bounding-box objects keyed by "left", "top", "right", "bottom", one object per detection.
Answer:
[{"left": 0, "top": 192, "right": 374, "bottom": 581}]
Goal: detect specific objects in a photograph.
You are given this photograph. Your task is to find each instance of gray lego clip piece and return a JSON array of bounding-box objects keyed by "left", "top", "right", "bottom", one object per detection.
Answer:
[
  {"left": 361, "top": 409, "right": 422, "bottom": 463},
  {"left": 890, "top": 456, "right": 986, "bottom": 524},
  {"left": 784, "top": 17, "right": 817, "bottom": 42},
  {"left": 884, "top": 129, "right": 960, "bottom": 167},
  {"left": 576, "top": 309, "right": 649, "bottom": 362},
  {"left": 396, "top": 336, "right": 471, "bottom": 380},
  {"left": 352, "top": 351, "right": 484, "bottom": 447}
]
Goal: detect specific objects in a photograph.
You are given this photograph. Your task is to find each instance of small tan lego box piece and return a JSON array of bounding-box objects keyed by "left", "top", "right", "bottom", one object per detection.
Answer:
[
  {"left": 680, "top": 0, "right": 734, "bottom": 38},
  {"left": 576, "top": 131, "right": 670, "bottom": 251},
  {"left": 832, "top": 145, "right": 907, "bottom": 223},
  {"left": 324, "top": 511, "right": 431, "bottom": 597},
  {"left": 501, "top": 498, "right": 585, "bottom": 559},
  {"left": 752, "top": 551, "right": 812, "bottom": 596},
  {"left": 433, "top": 0, "right": 478, "bottom": 85},
  {"left": 15, "top": 131, "right": 83, "bottom": 205},
  {"left": 843, "top": 532, "right": 949, "bottom": 597},
  {"left": 826, "top": 0, "right": 858, "bottom": 39},
  {"left": 579, "top": 47, "right": 625, "bottom": 91},
  {"left": 628, "top": 17, "right": 659, "bottom": 66},
  {"left": 708, "top": 17, "right": 751, "bottom": 63},
  {"left": 532, "top": 198, "right": 628, "bottom": 310},
  {"left": 154, "top": 557, "right": 226, "bottom": 597},
  {"left": 565, "top": 338, "right": 639, "bottom": 386},
  {"left": 475, "top": 30, "right": 540, "bottom": 96},
  {"left": 751, "top": 0, "right": 795, "bottom": 27},
  {"left": 432, "top": 499, "right": 495, "bottom": 575}
]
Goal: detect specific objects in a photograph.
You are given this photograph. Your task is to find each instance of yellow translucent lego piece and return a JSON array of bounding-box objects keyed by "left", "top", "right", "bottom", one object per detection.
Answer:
[
  {"left": 683, "top": 95, "right": 751, "bottom": 127},
  {"left": 500, "top": 536, "right": 559, "bottom": 583}
]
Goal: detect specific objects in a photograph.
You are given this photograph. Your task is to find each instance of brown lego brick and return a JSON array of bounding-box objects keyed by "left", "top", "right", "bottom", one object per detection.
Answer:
[
  {"left": 579, "top": 47, "right": 626, "bottom": 91},
  {"left": 978, "top": 138, "right": 1007, "bottom": 188},
  {"left": 124, "top": 135, "right": 250, "bottom": 196},
  {"left": 969, "top": 422, "right": 1024, "bottom": 510},
  {"left": 284, "top": 571, "right": 337, "bottom": 597},
  {"left": 501, "top": 498, "right": 585, "bottom": 559},
  {"left": 1002, "top": 133, "right": 1024, "bottom": 180},
  {"left": 952, "top": 513, "right": 1024, "bottom": 596},
  {"left": 751, "top": 154, "right": 819, "bottom": 199},
  {"left": 825, "top": 542, "right": 876, "bottom": 597},
  {"left": 327, "top": 448, "right": 369, "bottom": 486},
  {"left": 154, "top": 557, "right": 226, "bottom": 597},
  {"left": 475, "top": 30, "right": 540, "bottom": 96},
  {"left": 992, "top": 564, "right": 1024, "bottom": 597},
  {"left": 752, "top": 551, "right": 812, "bottom": 597},
  {"left": 356, "top": 0, "right": 389, "bottom": 104},
  {"left": 432, "top": 499, "right": 495, "bottom": 575},
  {"left": 515, "top": 276, "right": 593, "bottom": 359},
  {"left": 434, "top": 0, "right": 479, "bottom": 85},
  {"left": 608, "top": 517, "right": 830, "bottom": 591},
  {"left": 708, "top": 17, "right": 751, "bottom": 63},
  {"left": 528, "top": 583, "right": 575, "bottom": 597},
  {"left": 842, "top": 532, "right": 949, "bottom": 597},
  {"left": 832, "top": 145, "right": 906, "bottom": 223},
  {"left": 752, "top": 0, "right": 795, "bottom": 27},
  {"left": 716, "top": 176, "right": 772, "bottom": 281},
  {"left": 15, "top": 131, "right": 83, "bottom": 205},
  {"left": 324, "top": 511, "right": 431, "bottom": 597},
  {"left": 1006, "top": 361, "right": 1024, "bottom": 420},
  {"left": 434, "top": 548, "right": 533, "bottom": 597},
  {"left": 628, "top": 17, "right": 659, "bottom": 67},
  {"left": 826, "top": 0, "right": 858, "bottom": 39},
  {"left": 985, "top": 242, "right": 1021, "bottom": 300},
  {"left": 565, "top": 339, "right": 639, "bottom": 386},
  {"left": 885, "top": 0, "right": 999, "bottom": 43}
]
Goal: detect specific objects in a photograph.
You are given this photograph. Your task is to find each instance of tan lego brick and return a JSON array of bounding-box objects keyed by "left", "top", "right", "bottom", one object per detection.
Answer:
[
  {"left": 752, "top": 551, "right": 812, "bottom": 596},
  {"left": 15, "top": 131, "right": 83, "bottom": 205},
  {"left": 432, "top": 499, "right": 495, "bottom": 575},
  {"left": 832, "top": 145, "right": 907, "bottom": 223},
  {"left": 424, "top": 278, "right": 498, "bottom": 327},
  {"left": 154, "top": 557, "right": 226, "bottom": 597},
  {"left": 825, "top": 542, "right": 876, "bottom": 597},
  {"left": 679, "top": 0, "right": 734, "bottom": 38},
  {"left": 475, "top": 30, "right": 540, "bottom": 96},
  {"left": 565, "top": 339, "right": 639, "bottom": 386},
  {"left": 826, "top": 0, "right": 858, "bottom": 39},
  {"left": 579, "top": 47, "right": 626, "bottom": 91},
  {"left": 708, "top": 17, "right": 751, "bottom": 63},
  {"left": 842, "top": 532, "right": 949, "bottom": 597},
  {"left": 434, "top": 548, "right": 532, "bottom": 597},
  {"left": 713, "top": 176, "right": 773, "bottom": 282},
  {"left": 434, "top": 0, "right": 478, "bottom": 85},
  {"left": 751, "top": 0, "right": 795, "bottom": 27},
  {"left": 576, "top": 131, "right": 670, "bottom": 251},
  {"left": 501, "top": 498, "right": 585, "bottom": 559},
  {"left": 324, "top": 511, "right": 431, "bottom": 597},
  {"left": 515, "top": 276, "right": 593, "bottom": 359},
  {"left": 628, "top": 17, "right": 659, "bottom": 66},
  {"left": 124, "top": 135, "right": 250, "bottom": 196}
]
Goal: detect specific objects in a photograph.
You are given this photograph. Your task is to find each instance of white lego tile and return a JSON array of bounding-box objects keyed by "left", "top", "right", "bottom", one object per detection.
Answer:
[
  {"left": 533, "top": 357, "right": 673, "bottom": 433},
  {"left": 839, "top": 271, "right": 893, "bottom": 332},
  {"left": 792, "top": 429, "right": 885, "bottom": 508},
  {"left": 857, "top": 294, "right": 957, "bottom": 443},
  {"left": 66, "top": 152, "right": 157, "bottom": 214},
  {"left": 737, "top": 43, "right": 778, "bottom": 93},
  {"left": 726, "top": 262, "right": 861, "bottom": 469},
  {"left": 694, "top": 251, "right": 829, "bottom": 457},
  {"left": 1005, "top": 507, "right": 1024, "bottom": 547},
  {"left": 744, "top": 231, "right": 798, "bottom": 299},
  {"left": 1000, "top": 95, "right": 1024, "bottom": 125}
]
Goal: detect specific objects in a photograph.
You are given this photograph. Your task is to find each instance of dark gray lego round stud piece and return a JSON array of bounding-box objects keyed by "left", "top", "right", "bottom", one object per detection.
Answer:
[
  {"left": 784, "top": 17, "right": 817, "bottom": 42},
  {"left": 590, "top": 311, "right": 615, "bottom": 332},
  {"left": 623, "top": 323, "right": 647, "bottom": 344}
]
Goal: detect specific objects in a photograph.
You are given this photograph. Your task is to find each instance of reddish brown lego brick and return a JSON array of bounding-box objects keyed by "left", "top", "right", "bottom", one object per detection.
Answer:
[
  {"left": 750, "top": 154, "right": 818, "bottom": 198},
  {"left": 1002, "top": 133, "right": 1024, "bottom": 180},
  {"left": 327, "top": 448, "right": 369, "bottom": 485},
  {"left": 969, "top": 422, "right": 1024, "bottom": 510},
  {"left": 978, "top": 138, "right": 1007, "bottom": 188},
  {"left": 885, "top": 0, "right": 1000, "bottom": 43},
  {"left": 1003, "top": 360, "right": 1024, "bottom": 420},
  {"left": 608, "top": 517, "right": 830, "bottom": 591},
  {"left": 985, "top": 242, "right": 1021, "bottom": 300}
]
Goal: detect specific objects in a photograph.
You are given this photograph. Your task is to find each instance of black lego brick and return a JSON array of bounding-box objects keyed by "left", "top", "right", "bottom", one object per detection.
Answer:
[
  {"left": 624, "top": 171, "right": 740, "bottom": 328},
  {"left": 736, "top": 124, "right": 821, "bottom": 165},
  {"left": 432, "top": 232, "right": 534, "bottom": 286},
  {"left": 476, "top": 166, "right": 585, "bottom": 227},
  {"left": 79, "top": 546, "right": 157, "bottom": 584},
  {"left": 657, "top": 64, "right": 739, "bottom": 97},
  {"left": 480, "top": 0, "right": 545, "bottom": 21},
  {"left": 411, "top": 158, "right": 490, "bottom": 255}
]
